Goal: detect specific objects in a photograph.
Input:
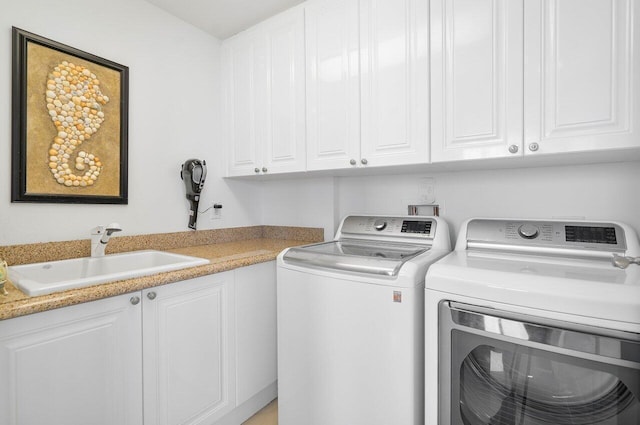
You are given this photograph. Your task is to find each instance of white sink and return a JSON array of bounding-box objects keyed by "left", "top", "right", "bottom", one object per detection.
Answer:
[{"left": 8, "top": 250, "right": 210, "bottom": 297}]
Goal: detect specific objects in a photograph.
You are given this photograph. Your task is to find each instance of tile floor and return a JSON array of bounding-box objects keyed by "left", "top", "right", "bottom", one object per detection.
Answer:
[{"left": 242, "top": 399, "right": 278, "bottom": 425}]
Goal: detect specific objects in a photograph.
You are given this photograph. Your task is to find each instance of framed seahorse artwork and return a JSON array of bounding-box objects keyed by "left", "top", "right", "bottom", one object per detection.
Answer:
[{"left": 11, "top": 27, "right": 129, "bottom": 204}]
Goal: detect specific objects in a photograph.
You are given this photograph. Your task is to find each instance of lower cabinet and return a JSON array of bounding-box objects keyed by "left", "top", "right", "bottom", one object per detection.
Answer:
[
  {"left": 0, "top": 292, "right": 143, "bottom": 425},
  {"left": 0, "top": 262, "right": 277, "bottom": 425},
  {"left": 235, "top": 262, "right": 277, "bottom": 406},
  {"left": 215, "top": 261, "right": 278, "bottom": 425},
  {"left": 143, "top": 272, "right": 235, "bottom": 425}
]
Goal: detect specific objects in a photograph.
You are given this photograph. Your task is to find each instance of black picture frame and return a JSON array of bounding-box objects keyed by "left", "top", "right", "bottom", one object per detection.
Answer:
[{"left": 11, "top": 27, "right": 129, "bottom": 204}]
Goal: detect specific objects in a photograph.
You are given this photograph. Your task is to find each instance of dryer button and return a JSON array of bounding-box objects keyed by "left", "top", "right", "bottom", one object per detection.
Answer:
[{"left": 518, "top": 224, "right": 540, "bottom": 239}]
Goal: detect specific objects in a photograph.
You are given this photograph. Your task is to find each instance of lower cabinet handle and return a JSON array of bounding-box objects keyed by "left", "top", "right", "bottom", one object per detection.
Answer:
[
  {"left": 147, "top": 292, "right": 157, "bottom": 300},
  {"left": 130, "top": 296, "right": 140, "bottom": 305}
]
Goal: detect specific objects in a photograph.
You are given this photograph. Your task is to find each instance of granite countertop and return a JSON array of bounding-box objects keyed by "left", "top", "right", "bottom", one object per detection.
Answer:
[{"left": 0, "top": 226, "right": 322, "bottom": 321}]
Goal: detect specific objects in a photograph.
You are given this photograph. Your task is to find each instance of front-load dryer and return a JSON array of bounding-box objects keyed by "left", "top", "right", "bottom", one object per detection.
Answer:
[
  {"left": 278, "top": 214, "right": 451, "bottom": 425},
  {"left": 425, "top": 218, "right": 640, "bottom": 425}
]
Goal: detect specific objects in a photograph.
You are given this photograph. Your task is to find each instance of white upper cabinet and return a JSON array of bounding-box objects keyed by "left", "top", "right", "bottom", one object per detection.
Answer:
[
  {"left": 360, "top": 0, "right": 430, "bottom": 167},
  {"left": 430, "top": 0, "right": 524, "bottom": 162},
  {"left": 223, "top": 6, "right": 306, "bottom": 176},
  {"left": 524, "top": 0, "right": 640, "bottom": 155},
  {"left": 306, "top": 0, "right": 430, "bottom": 170},
  {"left": 432, "top": 0, "right": 639, "bottom": 162},
  {"left": 223, "top": 36, "right": 260, "bottom": 175},
  {"left": 225, "top": 0, "right": 639, "bottom": 172},
  {"left": 305, "top": 0, "right": 361, "bottom": 170}
]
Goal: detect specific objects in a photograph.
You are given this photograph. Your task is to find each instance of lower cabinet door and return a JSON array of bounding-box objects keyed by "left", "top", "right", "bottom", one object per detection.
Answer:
[
  {"left": 142, "top": 272, "right": 235, "bottom": 425},
  {"left": 0, "top": 293, "right": 143, "bottom": 425},
  {"left": 235, "top": 261, "right": 277, "bottom": 406}
]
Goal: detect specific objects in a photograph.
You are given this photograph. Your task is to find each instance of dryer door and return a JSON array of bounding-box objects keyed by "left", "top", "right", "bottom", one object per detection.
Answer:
[{"left": 438, "top": 302, "right": 640, "bottom": 425}]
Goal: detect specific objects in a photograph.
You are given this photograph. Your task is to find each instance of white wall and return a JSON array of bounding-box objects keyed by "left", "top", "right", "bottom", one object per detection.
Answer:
[
  {"left": 0, "top": 0, "right": 261, "bottom": 245},
  {"left": 2, "top": 1, "right": 639, "bottom": 249},
  {"left": 337, "top": 161, "right": 640, "bottom": 244},
  {"left": 260, "top": 161, "right": 640, "bottom": 245},
  {"left": 259, "top": 176, "right": 337, "bottom": 241}
]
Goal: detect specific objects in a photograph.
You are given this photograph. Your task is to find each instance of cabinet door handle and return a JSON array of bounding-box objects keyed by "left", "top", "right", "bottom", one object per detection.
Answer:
[
  {"left": 254, "top": 168, "right": 260, "bottom": 173},
  {"left": 529, "top": 142, "right": 539, "bottom": 152},
  {"left": 360, "top": 158, "right": 368, "bottom": 165},
  {"left": 147, "top": 292, "right": 157, "bottom": 300},
  {"left": 262, "top": 167, "right": 268, "bottom": 173},
  {"left": 130, "top": 296, "right": 140, "bottom": 305},
  {"left": 349, "top": 159, "right": 357, "bottom": 166},
  {"left": 508, "top": 145, "right": 519, "bottom": 154}
]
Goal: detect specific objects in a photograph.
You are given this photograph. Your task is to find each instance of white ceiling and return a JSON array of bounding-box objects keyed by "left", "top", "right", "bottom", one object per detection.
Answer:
[{"left": 145, "top": 0, "right": 305, "bottom": 39}]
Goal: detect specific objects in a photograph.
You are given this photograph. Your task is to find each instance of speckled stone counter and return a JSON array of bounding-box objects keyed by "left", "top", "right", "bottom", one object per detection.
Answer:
[{"left": 0, "top": 226, "right": 323, "bottom": 321}]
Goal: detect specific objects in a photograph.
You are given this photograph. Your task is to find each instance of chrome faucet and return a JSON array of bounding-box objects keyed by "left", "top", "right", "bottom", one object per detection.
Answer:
[{"left": 91, "top": 223, "right": 122, "bottom": 257}]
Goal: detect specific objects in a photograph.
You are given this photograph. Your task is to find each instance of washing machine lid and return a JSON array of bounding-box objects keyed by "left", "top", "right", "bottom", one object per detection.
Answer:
[{"left": 282, "top": 239, "right": 428, "bottom": 276}]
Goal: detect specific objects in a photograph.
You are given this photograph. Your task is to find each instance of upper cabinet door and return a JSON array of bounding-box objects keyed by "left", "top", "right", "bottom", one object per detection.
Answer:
[
  {"left": 360, "top": 0, "right": 430, "bottom": 166},
  {"left": 223, "top": 37, "right": 262, "bottom": 176},
  {"left": 431, "top": 0, "right": 524, "bottom": 162},
  {"left": 261, "top": 7, "right": 307, "bottom": 174},
  {"left": 524, "top": 0, "right": 640, "bottom": 155},
  {"left": 306, "top": 0, "right": 361, "bottom": 171},
  {"left": 224, "top": 6, "right": 306, "bottom": 177}
]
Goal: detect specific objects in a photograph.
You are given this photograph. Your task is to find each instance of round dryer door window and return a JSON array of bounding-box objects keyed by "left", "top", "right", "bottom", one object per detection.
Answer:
[{"left": 457, "top": 344, "right": 639, "bottom": 425}]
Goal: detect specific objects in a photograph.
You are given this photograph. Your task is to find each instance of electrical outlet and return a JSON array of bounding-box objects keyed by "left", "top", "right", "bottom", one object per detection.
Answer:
[
  {"left": 419, "top": 177, "right": 436, "bottom": 204},
  {"left": 211, "top": 203, "right": 223, "bottom": 220}
]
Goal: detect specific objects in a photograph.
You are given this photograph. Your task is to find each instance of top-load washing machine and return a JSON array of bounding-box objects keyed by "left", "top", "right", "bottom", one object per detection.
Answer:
[
  {"left": 425, "top": 218, "right": 640, "bottom": 425},
  {"left": 278, "top": 214, "right": 451, "bottom": 425}
]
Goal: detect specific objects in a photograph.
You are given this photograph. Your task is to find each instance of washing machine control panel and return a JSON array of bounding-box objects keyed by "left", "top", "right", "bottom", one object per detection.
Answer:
[
  {"left": 373, "top": 219, "right": 387, "bottom": 231},
  {"left": 340, "top": 215, "right": 436, "bottom": 240},
  {"left": 517, "top": 223, "right": 540, "bottom": 239},
  {"left": 466, "top": 219, "right": 627, "bottom": 252}
]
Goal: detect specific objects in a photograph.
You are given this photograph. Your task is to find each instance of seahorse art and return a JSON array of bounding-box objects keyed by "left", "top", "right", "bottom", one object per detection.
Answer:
[{"left": 45, "top": 61, "right": 109, "bottom": 187}]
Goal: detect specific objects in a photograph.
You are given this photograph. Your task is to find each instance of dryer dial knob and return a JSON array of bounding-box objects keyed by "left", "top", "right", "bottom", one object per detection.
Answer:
[
  {"left": 518, "top": 224, "right": 539, "bottom": 239},
  {"left": 373, "top": 219, "right": 387, "bottom": 231}
]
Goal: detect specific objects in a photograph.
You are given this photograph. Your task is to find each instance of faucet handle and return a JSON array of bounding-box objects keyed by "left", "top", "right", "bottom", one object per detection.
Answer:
[
  {"left": 92, "top": 223, "right": 122, "bottom": 235},
  {"left": 105, "top": 223, "right": 122, "bottom": 234}
]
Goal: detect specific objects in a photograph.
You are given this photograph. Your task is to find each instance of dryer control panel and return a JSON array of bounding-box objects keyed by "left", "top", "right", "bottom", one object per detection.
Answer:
[{"left": 465, "top": 219, "right": 627, "bottom": 253}]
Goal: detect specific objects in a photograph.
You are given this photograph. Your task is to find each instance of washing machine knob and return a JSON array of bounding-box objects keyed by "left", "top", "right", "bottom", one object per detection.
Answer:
[
  {"left": 373, "top": 219, "right": 387, "bottom": 231},
  {"left": 518, "top": 224, "right": 539, "bottom": 239}
]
